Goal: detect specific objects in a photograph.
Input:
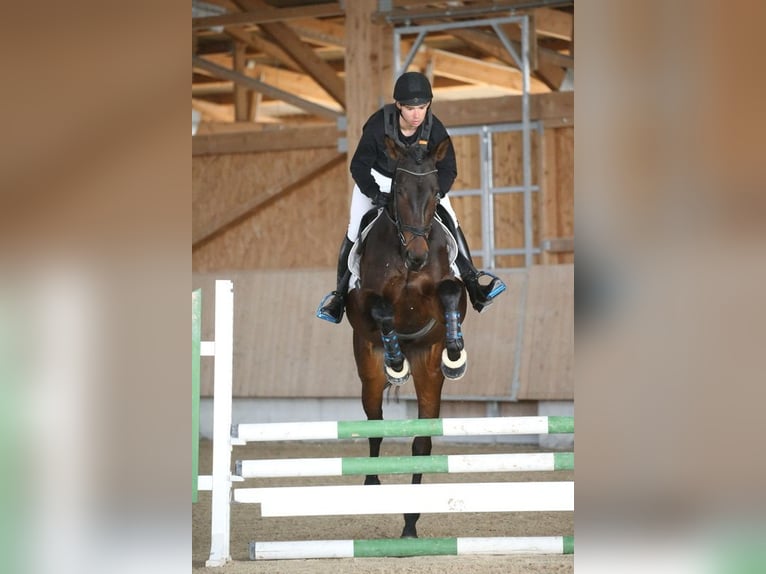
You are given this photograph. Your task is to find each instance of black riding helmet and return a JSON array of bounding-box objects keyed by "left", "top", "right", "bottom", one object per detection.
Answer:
[{"left": 393, "top": 72, "right": 433, "bottom": 105}]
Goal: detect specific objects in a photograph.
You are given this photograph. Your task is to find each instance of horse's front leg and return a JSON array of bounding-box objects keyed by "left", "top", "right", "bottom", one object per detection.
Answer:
[
  {"left": 437, "top": 280, "right": 467, "bottom": 380},
  {"left": 370, "top": 296, "right": 410, "bottom": 385},
  {"left": 353, "top": 333, "right": 387, "bottom": 486}
]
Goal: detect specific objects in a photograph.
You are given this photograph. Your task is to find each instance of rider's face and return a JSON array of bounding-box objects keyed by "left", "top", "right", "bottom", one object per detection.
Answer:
[{"left": 397, "top": 103, "right": 430, "bottom": 130}]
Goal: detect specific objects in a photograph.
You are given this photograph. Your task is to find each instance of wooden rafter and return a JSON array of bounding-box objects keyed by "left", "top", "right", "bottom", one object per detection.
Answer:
[
  {"left": 191, "top": 2, "right": 574, "bottom": 126},
  {"left": 532, "top": 7, "right": 573, "bottom": 40},
  {"left": 450, "top": 27, "right": 566, "bottom": 89},
  {"left": 257, "top": 21, "right": 346, "bottom": 108},
  {"left": 192, "top": 97, "right": 234, "bottom": 123},
  {"left": 374, "top": 0, "right": 573, "bottom": 23},
  {"left": 192, "top": 63, "right": 341, "bottom": 109},
  {"left": 290, "top": 18, "right": 346, "bottom": 48},
  {"left": 431, "top": 91, "right": 573, "bottom": 127},
  {"left": 192, "top": 3, "right": 344, "bottom": 30},
  {"left": 224, "top": 26, "right": 303, "bottom": 72},
  {"left": 413, "top": 48, "right": 549, "bottom": 94},
  {"left": 192, "top": 55, "right": 342, "bottom": 120}
]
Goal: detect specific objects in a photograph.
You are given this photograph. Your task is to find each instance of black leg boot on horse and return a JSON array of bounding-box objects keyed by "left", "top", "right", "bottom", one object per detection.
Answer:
[
  {"left": 316, "top": 236, "right": 354, "bottom": 323},
  {"left": 439, "top": 208, "right": 507, "bottom": 312}
]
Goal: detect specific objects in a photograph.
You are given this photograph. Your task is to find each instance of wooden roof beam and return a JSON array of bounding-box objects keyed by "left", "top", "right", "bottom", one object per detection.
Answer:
[
  {"left": 413, "top": 47, "right": 550, "bottom": 94},
  {"left": 192, "top": 2, "right": 344, "bottom": 30},
  {"left": 431, "top": 91, "right": 573, "bottom": 127},
  {"left": 290, "top": 18, "right": 346, "bottom": 48},
  {"left": 258, "top": 21, "right": 346, "bottom": 108},
  {"left": 224, "top": 26, "right": 303, "bottom": 72},
  {"left": 498, "top": 21, "right": 573, "bottom": 69},
  {"left": 451, "top": 27, "right": 567, "bottom": 90},
  {"left": 192, "top": 55, "right": 342, "bottom": 120},
  {"left": 193, "top": 64, "right": 342, "bottom": 110},
  {"left": 375, "top": 0, "right": 573, "bottom": 23},
  {"left": 532, "top": 7, "right": 573, "bottom": 40},
  {"left": 192, "top": 97, "right": 234, "bottom": 123}
]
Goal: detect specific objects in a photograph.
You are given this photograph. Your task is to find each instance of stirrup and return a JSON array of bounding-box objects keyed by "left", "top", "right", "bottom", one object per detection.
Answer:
[
  {"left": 465, "top": 272, "right": 506, "bottom": 313},
  {"left": 476, "top": 271, "right": 506, "bottom": 300},
  {"left": 316, "top": 291, "right": 345, "bottom": 324}
]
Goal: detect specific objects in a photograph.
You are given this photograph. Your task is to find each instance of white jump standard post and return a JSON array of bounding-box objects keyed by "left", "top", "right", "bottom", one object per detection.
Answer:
[{"left": 205, "top": 280, "right": 235, "bottom": 568}]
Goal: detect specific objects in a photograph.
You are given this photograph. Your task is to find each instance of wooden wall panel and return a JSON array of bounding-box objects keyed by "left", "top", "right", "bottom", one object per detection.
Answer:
[
  {"left": 451, "top": 134, "right": 481, "bottom": 191},
  {"left": 517, "top": 263, "right": 574, "bottom": 400},
  {"left": 438, "top": 271, "right": 528, "bottom": 398},
  {"left": 192, "top": 149, "right": 349, "bottom": 271},
  {"left": 541, "top": 127, "right": 574, "bottom": 264},
  {"left": 195, "top": 270, "right": 360, "bottom": 398},
  {"left": 191, "top": 126, "right": 572, "bottom": 272},
  {"left": 195, "top": 268, "right": 571, "bottom": 401}
]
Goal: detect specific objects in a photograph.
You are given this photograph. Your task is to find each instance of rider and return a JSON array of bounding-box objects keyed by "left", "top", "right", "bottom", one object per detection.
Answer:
[{"left": 316, "top": 71, "right": 506, "bottom": 323}]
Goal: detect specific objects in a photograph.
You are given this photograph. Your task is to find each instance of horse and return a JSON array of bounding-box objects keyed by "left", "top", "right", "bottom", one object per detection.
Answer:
[{"left": 345, "top": 135, "right": 468, "bottom": 538}]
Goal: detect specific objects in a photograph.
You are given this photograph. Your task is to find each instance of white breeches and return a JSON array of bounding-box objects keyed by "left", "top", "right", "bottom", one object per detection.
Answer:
[{"left": 346, "top": 168, "right": 459, "bottom": 241}]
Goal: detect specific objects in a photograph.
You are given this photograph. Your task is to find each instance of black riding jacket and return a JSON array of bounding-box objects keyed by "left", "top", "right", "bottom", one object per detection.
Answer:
[{"left": 349, "top": 105, "right": 458, "bottom": 200}]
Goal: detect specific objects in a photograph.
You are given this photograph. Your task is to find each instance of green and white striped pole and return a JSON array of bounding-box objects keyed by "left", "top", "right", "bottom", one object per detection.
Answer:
[
  {"left": 237, "top": 452, "right": 573, "bottom": 478},
  {"left": 250, "top": 536, "right": 574, "bottom": 560},
  {"left": 235, "top": 416, "right": 573, "bottom": 443}
]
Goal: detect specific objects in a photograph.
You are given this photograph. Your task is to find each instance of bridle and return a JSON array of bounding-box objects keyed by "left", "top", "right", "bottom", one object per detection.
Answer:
[{"left": 386, "top": 165, "right": 439, "bottom": 248}]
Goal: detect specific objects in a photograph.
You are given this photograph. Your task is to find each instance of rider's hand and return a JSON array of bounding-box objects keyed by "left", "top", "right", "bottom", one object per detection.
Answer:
[{"left": 373, "top": 192, "right": 390, "bottom": 208}]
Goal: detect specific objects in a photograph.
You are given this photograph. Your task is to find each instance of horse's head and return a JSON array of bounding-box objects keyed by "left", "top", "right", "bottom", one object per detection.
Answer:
[{"left": 384, "top": 136, "right": 451, "bottom": 271}]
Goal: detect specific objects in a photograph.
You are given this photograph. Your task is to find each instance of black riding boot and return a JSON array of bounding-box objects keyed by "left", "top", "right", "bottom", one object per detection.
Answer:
[
  {"left": 316, "top": 236, "right": 354, "bottom": 323},
  {"left": 450, "top": 224, "right": 507, "bottom": 313}
]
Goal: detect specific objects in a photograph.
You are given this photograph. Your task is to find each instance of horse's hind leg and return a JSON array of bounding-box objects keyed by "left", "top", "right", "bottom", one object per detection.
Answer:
[
  {"left": 401, "top": 433, "right": 432, "bottom": 538},
  {"left": 437, "top": 280, "right": 467, "bottom": 380},
  {"left": 401, "top": 351, "right": 445, "bottom": 539}
]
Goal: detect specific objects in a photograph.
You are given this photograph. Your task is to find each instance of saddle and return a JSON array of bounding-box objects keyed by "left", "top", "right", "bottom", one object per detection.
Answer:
[{"left": 347, "top": 207, "right": 458, "bottom": 292}]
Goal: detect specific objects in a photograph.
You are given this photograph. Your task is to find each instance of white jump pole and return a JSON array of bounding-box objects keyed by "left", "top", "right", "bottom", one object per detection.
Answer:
[{"left": 235, "top": 481, "right": 574, "bottom": 517}]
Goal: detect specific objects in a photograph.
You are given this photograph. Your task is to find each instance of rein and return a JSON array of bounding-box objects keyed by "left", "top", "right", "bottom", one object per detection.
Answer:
[{"left": 388, "top": 166, "right": 439, "bottom": 247}]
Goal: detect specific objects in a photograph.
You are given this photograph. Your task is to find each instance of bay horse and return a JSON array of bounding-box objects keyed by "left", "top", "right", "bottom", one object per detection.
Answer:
[{"left": 345, "top": 136, "right": 468, "bottom": 538}]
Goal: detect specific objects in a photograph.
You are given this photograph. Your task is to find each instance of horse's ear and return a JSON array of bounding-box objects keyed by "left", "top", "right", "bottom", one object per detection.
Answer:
[
  {"left": 433, "top": 137, "right": 451, "bottom": 162},
  {"left": 384, "top": 136, "right": 402, "bottom": 161}
]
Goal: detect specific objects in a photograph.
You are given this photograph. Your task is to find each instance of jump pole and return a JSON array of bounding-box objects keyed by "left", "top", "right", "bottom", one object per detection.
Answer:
[
  {"left": 250, "top": 535, "right": 574, "bottom": 560},
  {"left": 235, "top": 415, "right": 573, "bottom": 443},
  {"left": 236, "top": 480, "right": 574, "bottom": 516},
  {"left": 236, "top": 451, "right": 574, "bottom": 477}
]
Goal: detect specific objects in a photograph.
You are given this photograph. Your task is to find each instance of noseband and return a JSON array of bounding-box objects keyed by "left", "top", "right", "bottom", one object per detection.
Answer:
[{"left": 388, "top": 166, "right": 439, "bottom": 247}]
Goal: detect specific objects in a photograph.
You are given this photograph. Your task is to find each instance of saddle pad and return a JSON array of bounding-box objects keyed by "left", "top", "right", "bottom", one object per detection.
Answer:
[{"left": 347, "top": 213, "right": 459, "bottom": 293}]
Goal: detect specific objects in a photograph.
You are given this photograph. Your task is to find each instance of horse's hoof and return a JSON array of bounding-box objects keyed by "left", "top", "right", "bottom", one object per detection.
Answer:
[
  {"left": 441, "top": 348, "right": 467, "bottom": 380},
  {"left": 400, "top": 530, "right": 418, "bottom": 539},
  {"left": 385, "top": 359, "right": 410, "bottom": 385}
]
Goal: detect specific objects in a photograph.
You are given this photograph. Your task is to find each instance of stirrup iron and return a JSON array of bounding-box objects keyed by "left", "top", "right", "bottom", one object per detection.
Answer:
[{"left": 316, "top": 291, "right": 344, "bottom": 323}]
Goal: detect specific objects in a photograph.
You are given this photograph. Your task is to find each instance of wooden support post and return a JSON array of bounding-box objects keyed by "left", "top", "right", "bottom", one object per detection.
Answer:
[
  {"left": 344, "top": 0, "right": 392, "bottom": 197},
  {"left": 233, "top": 42, "right": 250, "bottom": 122}
]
